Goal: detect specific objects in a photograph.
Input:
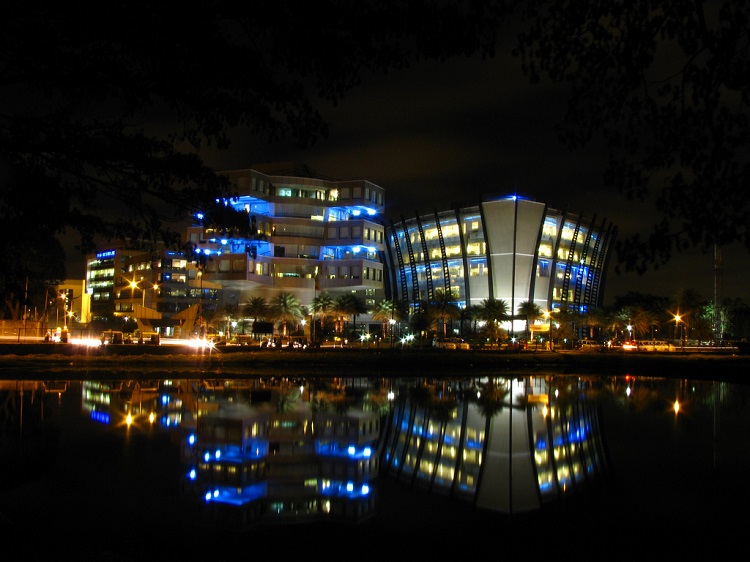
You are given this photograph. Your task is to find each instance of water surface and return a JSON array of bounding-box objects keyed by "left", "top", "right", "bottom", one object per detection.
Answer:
[{"left": 1, "top": 370, "right": 748, "bottom": 559}]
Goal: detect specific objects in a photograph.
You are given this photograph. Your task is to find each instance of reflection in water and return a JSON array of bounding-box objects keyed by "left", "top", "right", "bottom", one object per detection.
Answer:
[
  {"left": 9, "top": 375, "right": 609, "bottom": 527},
  {"left": 3, "top": 373, "right": 750, "bottom": 557},
  {"left": 383, "top": 377, "right": 608, "bottom": 513}
]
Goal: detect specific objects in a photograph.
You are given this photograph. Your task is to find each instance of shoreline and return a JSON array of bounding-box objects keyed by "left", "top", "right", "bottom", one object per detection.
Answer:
[{"left": 0, "top": 343, "right": 748, "bottom": 382}]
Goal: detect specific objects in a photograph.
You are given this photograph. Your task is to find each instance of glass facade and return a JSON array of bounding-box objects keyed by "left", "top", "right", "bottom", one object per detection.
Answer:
[{"left": 385, "top": 195, "right": 616, "bottom": 323}]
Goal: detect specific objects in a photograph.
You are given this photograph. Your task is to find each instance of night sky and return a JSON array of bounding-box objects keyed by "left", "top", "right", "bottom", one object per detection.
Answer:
[
  {"left": 55, "top": 35, "right": 745, "bottom": 307},
  {"left": 198, "top": 50, "right": 745, "bottom": 307}
]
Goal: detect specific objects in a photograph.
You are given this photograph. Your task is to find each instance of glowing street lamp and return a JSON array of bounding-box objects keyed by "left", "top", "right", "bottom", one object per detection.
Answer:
[
  {"left": 544, "top": 310, "right": 554, "bottom": 351},
  {"left": 57, "top": 291, "right": 66, "bottom": 328},
  {"left": 149, "top": 283, "right": 159, "bottom": 307},
  {"left": 129, "top": 278, "right": 144, "bottom": 308},
  {"left": 674, "top": 314, "right": 685, "bottom": 352}
]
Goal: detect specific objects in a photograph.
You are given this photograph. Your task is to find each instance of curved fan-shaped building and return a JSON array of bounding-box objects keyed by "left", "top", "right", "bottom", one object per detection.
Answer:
[
  {"left": 381, "top": 376, "right": 609, "bottom": 513},
  {"left": 385, "top": 195, "right": 617, "bottom": 331}
]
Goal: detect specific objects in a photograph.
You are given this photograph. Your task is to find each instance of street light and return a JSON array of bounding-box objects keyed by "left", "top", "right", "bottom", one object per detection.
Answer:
[
  {"left": 544, "top": 310, "right": 554, "bottom": 351},
  {"left": 674, "top": 314, "right": 685, "bottom": 352},
  {"left": 312, "top": 266, "right": 319, "bottom": 344},
  {"left": 56, "top": 291, "right": 66, "bottom": 329},
  {"left": 389, "top": 318, "right": 396, "bottom": 348},
  {"left": 129, "top": 278, "right": 144, "bottom": 308},
  {"left": 148, "top": 282, "right": 159, "bottom": 308}
]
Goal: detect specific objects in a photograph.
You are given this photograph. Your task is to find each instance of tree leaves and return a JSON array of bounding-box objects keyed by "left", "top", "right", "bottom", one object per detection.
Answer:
[
  {"left": 515, "top": 0, "right": 750, "bottom": 272},
  {"left": 1, "top": 1, "right": 513, "bottom": 315}
]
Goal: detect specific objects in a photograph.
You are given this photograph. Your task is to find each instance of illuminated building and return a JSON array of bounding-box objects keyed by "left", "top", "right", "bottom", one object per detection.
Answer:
[
  {"left": 184, "top": 162, "right": 387, "bottom": 333},
  {"left": 87, "top": 246, "right": 204, "bottom": 336},
  {"left": 85, "top": 163, "right": 387, "bottom": 335},
  {"left": 85, "top": 170, "right": 615, "bottom": 338},
  {"left": 385, "top": 195, "right": 616, "bottom": 335}
]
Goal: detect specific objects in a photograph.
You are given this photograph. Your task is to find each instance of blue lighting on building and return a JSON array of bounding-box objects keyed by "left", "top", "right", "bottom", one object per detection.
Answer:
[{"left": 90, "top": 411, "right": 110, "bottom": 424}]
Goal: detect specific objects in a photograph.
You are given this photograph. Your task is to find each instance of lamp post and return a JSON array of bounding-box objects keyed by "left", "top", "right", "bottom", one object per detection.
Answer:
[
  {"left": 61, "top": 292, "right": 69, "bottom": 330},
  {"left": 389, "top": 318, "right": 396, "bottom": 348},
  {"left": 312, "top": 266, "right": 319, "bottom": 344},
  {"left": 675, "top": 314, "right": 685, "bottom": 352},
  {"left": 56, "top": 292, "right": 64, "bottom": 328},
  {"left": 197, "top": 268, "right": 204, "bottom": 337}
]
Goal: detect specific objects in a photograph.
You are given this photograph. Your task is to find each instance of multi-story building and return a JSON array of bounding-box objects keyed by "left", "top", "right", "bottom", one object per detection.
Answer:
[
  {"left": 47, "top": 278, "right": 90, "bottom": 337},
  {"left": 385, "top": 195, "right": 616, "bottom": 335},
  {"left": 87, "top": 246, "right": 214, "bottom": 336},
  {"left": 84, "top": 166, "right": 615, "bottom": 341},
  {"left": 183, "top": 162, "right": 387, "bottom": 325}
]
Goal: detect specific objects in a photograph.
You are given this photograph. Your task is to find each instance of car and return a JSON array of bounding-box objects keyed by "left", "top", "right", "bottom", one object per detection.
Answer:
[
  {"left": 637, "top": 340, "right": 676, "bottom": 352},
  {"left": 100, "top": 330, "right": 124, "bottom": 345},
  {"left": 452, "top": 338, "right": 471, "bottom": 350},
  {"left": 622, "top": 340, "right": 638, "bottom": 351},
  {"left": 137, "top": 331, "right": 161, "bottom": 345},
  {"left": 578, "top": 339, "right": 602, "bottom": 351}
]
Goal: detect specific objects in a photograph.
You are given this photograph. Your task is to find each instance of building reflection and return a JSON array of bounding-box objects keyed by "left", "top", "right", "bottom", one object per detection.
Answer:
[
  {"left": 383, "top": 376, "right": 609, "bottom": 513},
  {"left": 2, "top": 375, "right": 611, "bottom": 527},
  {"left": 184, "top": 379, "right": 381, "bottom": 529}
]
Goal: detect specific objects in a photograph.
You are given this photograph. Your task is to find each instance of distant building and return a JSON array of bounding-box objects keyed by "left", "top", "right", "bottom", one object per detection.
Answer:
[
  {"left": 385, "top": 195, "right": 616, "bottom": 336},
  {"left": 86, "top": 246, "right": 204, "bottom": 337}
]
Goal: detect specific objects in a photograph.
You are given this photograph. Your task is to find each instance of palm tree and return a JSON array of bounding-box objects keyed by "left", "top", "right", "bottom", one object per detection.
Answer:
[
  {"left": 333, "top": 293, "right": 368, "bottom": 337},
  {"left": 619, "top": 305, "right": 655, "bottom": 340},
  {"left": 371, "top": 299, "right": 400, "bottom": 342},
  {"left": 477, "top": 298, "right": 509, "bottom": 344},
  {"left": 478, "top": 298, "right": 510, "bottom": 325},
  {"left": 243, "top": 295, "right": 268, "bottom": 321},
  {"left": 517, "top": 300, "right": 543, "bottom": 340},
  {"left": 430, "top": 289, "right": 461, "bottom": 339},
  {"left": 549, "top": 304, "right": 577, "bottom": 347},
  {"left": 409, "top": 303, "right": 437, "bottom": 345},
  {"left": 582, "top": 306, "right": 609, "bottom": 340},
  {"left": 213, "top": 303, "right": 239, "bottom": 340},
  {"left": 460, "top": 304, "right": 482, "bottom": 338},
  {"left": 310, "top": 292, "right": 335, "bottom": 338},
  {"left": 269, "top": 292, "right": 304, "bottom": 336}
]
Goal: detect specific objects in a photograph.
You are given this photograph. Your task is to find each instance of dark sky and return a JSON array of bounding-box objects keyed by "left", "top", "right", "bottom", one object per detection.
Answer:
[{"left": 199, "top": 50, "right": 745, "bottom": 307}]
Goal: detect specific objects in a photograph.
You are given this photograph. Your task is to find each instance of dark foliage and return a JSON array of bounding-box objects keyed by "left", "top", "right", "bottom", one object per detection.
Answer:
[
  {"left": 1, "top": 1, "right": 510, "bottom": 316},
  {"left": 514, "top": 0, "right": 750, "bottom": 273}
]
